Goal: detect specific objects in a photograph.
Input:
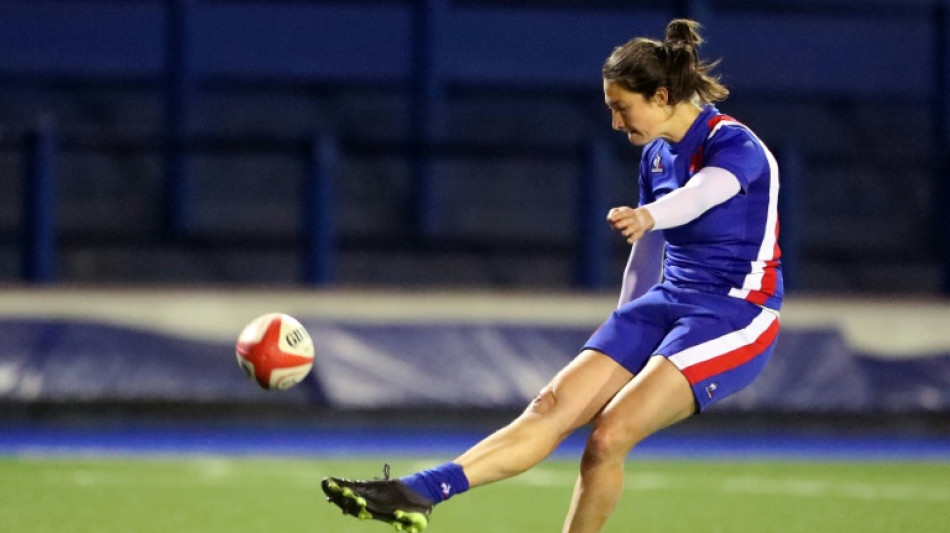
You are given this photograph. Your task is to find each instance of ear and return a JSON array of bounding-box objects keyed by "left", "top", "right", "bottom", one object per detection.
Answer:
[{"left": 652, "top": 87, "right": 670, "bottom": 106}]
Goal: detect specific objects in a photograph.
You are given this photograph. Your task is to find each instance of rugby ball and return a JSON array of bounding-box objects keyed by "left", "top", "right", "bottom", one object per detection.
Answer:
[{"left": 235, "top": 313, "right": 314, "bottom": 390}]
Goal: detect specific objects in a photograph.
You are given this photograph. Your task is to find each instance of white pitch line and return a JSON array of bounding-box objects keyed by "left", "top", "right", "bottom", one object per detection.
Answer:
[
  {"left": 39, "top": 462, "right": 950, "bottom": 504},
  {"left": 719, "top": 476, "right": 950, "bottom": 503},
  {"left": 510, "top": 469, "right": 950, "bottom": 503},
  {"left": 514, "top": 469, "right": 675, "bottom": 491},
  {"left": 46, "top": 460, "right": 326, "bottom": 489}
]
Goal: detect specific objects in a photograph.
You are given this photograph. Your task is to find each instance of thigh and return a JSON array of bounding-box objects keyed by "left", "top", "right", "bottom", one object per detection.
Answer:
[
  {"left": 592, "top": 355, "right": 696, "bottom": 447},
  {"left": 533, "top": 349, "right": 636, "bottom": 432}
]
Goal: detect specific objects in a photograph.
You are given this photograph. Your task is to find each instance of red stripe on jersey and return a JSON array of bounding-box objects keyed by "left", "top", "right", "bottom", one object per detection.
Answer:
[
  {"left": 689, "top": 146, "right": 704, "bottom": 174},
  {"left": 708, "top": 114, "right": 740, "bottom": 129},
  {"left": 773, "top": 218, "right": 782, "bottom": 260},
  {"left": 744, "top": 286, "right": 769, "bottom": 306},
  {"left": 681, "top": 316, "right": 780, "bottom": 385},
  {"left": 744, "top": 217, "right": 783, "bottom": 305}
]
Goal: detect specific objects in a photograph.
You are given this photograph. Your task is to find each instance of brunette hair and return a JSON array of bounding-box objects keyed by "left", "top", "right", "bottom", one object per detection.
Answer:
[{"left": 602, "top": 19, "right": 729, "bottom": 105}]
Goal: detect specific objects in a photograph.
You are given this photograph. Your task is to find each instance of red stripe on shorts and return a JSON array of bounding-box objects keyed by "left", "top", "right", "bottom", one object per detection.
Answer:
[{"left": 681, "top": 316, "right": 780, "bottom": 385}]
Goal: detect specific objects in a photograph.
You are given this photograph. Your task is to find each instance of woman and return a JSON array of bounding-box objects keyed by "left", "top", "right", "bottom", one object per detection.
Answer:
[{"left": 322, "top": 19, "right": 782, "bottom": 533}]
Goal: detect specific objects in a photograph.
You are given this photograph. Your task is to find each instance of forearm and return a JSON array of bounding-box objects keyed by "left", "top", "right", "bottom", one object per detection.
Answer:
[{"left": 618, "top": 231, "right": 664, "bottom": 307}]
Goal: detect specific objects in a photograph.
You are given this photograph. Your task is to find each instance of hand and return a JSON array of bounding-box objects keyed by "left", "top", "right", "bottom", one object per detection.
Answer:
[{"left": 606, "top": 206, "right": 656, "bottom": 244}]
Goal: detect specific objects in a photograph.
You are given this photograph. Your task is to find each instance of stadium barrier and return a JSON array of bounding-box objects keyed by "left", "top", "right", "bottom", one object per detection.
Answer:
[{"left": 0, "top": 289, "right": 947, "bottom": 415}]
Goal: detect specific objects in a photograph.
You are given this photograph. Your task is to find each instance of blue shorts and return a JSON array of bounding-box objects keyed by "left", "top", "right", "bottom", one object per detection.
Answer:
[{"left": 584, "top": 282, "right": 780, "bottom": 412}]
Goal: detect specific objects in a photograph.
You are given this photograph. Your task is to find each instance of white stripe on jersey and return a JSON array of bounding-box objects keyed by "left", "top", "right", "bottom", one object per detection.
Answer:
[
  {"left": 668, "top": 308, "right": 778, "bottom": 371},
  {"left": 706, "top": 120, "right": 781, "bottom": 300}
]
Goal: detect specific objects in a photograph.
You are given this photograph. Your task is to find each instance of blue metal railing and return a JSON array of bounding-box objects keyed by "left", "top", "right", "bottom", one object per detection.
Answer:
[
  {"left": 17, "top": 130, "right": 621, "bottom": 288},
  {"left": 303, "top": 134, "right": 340, "bottom": 285},
  {"left": 163, "top": 0, "right": 192, "bottom": 240},
  {"left": 575, "top": 140, "right": 612, "bottom": 289},
  {"left": 21, "top": 117, "right": 57, "bottom": 284}
]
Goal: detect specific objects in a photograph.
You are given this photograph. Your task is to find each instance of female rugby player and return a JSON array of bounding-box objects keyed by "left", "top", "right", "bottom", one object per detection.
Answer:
[{"left": 322, "top": 18, "right": 782, "bottom": 533}]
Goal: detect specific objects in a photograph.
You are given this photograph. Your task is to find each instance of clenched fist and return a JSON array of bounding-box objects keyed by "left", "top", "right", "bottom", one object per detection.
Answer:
[{"left": 607, "top": 206, "right": 656, "bottom": 244}]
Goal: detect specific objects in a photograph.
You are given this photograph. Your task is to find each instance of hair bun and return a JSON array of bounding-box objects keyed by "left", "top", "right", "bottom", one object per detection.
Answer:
[
  {"left": 602, "top": 18, "right": 729, "bottom": 105},
  {"left": 665, "top": 19, "right": 704, "bottom": 48}
]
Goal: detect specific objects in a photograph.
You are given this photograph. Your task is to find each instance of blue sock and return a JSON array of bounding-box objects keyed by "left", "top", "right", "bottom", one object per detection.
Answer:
[{"left": 399, "top": 462, "right": 470, "bottom": 504}]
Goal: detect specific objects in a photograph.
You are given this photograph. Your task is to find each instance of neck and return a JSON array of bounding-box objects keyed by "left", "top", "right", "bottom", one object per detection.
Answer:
[{"left": 660, "top": 101, "right": 704, "bottom": 143}]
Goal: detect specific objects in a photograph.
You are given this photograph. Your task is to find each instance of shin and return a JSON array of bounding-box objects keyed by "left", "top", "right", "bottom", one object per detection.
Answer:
[
  {"left": 562, "top": 356, "right": 696, "bottom": 533},
  {"left": 454, "top": 387, "right": 576, "bottom": 487},
  {"left": 455, "top": 350, "right": 634, "bottom": 489}
]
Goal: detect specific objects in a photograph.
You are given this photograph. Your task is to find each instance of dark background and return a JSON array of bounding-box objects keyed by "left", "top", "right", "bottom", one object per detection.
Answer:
[{"left": 1, "top": 0, "right": 948, "bottom": 295}]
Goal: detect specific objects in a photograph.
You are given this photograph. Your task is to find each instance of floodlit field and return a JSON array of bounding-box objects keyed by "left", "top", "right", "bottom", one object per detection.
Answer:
[{"left": 2, "top": 457, "right": 948, "bottom": 533}]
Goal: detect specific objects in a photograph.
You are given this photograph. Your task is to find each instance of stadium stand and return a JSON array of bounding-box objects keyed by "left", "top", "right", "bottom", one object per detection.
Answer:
[{"left": 0, "top": 0, "right": 947, "bottom": 292}]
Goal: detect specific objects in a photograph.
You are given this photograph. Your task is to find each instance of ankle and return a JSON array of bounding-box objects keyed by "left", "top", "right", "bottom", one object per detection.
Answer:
[{"left": 400, "top": 462, "right": 470, "bottom": 503}]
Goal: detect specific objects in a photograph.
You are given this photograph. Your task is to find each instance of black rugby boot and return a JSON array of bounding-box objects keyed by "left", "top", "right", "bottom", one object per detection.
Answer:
[{"left": 322, "top": 464, "right": 434, "bottom": 533}]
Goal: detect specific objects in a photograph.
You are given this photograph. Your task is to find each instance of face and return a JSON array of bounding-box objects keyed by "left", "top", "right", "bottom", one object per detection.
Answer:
[{"left": 603, "top": 80, "right": 668, "bottom": 146}]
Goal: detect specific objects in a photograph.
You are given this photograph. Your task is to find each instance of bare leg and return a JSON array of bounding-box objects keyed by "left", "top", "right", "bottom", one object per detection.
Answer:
[
  {"left": 455, "top": 350, "right": 633, "bottom": 488},
  {"left": 562, "top": 355, "right": 696, "bottom": 533}
]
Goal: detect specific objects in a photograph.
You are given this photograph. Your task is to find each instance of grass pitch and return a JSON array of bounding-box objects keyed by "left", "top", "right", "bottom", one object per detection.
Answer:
[{"left": 2, "top": 457, "right": 948, "bottom": 533}]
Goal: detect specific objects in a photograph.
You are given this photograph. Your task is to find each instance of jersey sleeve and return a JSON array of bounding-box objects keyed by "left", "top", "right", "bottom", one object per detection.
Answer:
[{"left": 704, "top": 127, "right": 767, "bottom": 192}]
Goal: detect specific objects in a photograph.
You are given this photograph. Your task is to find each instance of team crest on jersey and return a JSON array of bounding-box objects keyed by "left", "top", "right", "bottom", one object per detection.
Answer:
[{"left": 651, "top": 154, "right": 664, "bottom": 173}]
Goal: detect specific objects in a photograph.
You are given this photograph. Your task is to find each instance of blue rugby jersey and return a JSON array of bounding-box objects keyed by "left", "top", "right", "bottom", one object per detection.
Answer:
[{"left": 638, "top": 105, "right": 783, "bottom": 310}]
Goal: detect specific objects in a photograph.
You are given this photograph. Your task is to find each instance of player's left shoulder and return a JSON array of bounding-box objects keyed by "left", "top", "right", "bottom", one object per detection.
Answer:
[
  {"left": 705, "top": 113, "right": 757, "bottom": 143},
  {"left": 700, "top": 112, "right": 774, "bottom": 185},
  {"left": 704, "top": 114, "right": 767, "bottom": 159}
]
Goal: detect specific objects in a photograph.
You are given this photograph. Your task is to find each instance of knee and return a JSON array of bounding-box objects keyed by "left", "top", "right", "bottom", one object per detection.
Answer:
[
  {"left": 524, "top": 387, "right": 577, "bottom": 437},
  {"left": 582, "top": 423, "right": 641, "bottom": 468},
  {"left": 527, "top": 387, "right": 557, "bottom": 416}
]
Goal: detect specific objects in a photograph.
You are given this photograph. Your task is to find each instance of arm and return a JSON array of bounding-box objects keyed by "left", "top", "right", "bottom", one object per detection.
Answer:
[
  {"left": 607, "top": 166, "right": 742, "bottom": 244},
  {"left": 617, "top": 230, "right": 664, "bottom": 307}
]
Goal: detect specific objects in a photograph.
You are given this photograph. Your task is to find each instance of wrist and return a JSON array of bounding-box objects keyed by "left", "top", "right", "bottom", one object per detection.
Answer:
[{"left": 636, "top": 207, "right": 656, "bottom": 232}]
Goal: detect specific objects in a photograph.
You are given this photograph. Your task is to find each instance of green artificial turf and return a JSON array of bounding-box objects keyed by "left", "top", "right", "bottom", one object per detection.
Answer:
[{"left": 2, "top": 457, "right": 948, "bottom": 533}]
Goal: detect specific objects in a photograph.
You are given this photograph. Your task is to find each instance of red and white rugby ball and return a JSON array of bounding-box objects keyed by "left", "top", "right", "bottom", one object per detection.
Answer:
[{"left": 235, "top": 313, "right": 314, "bottom": 390}]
